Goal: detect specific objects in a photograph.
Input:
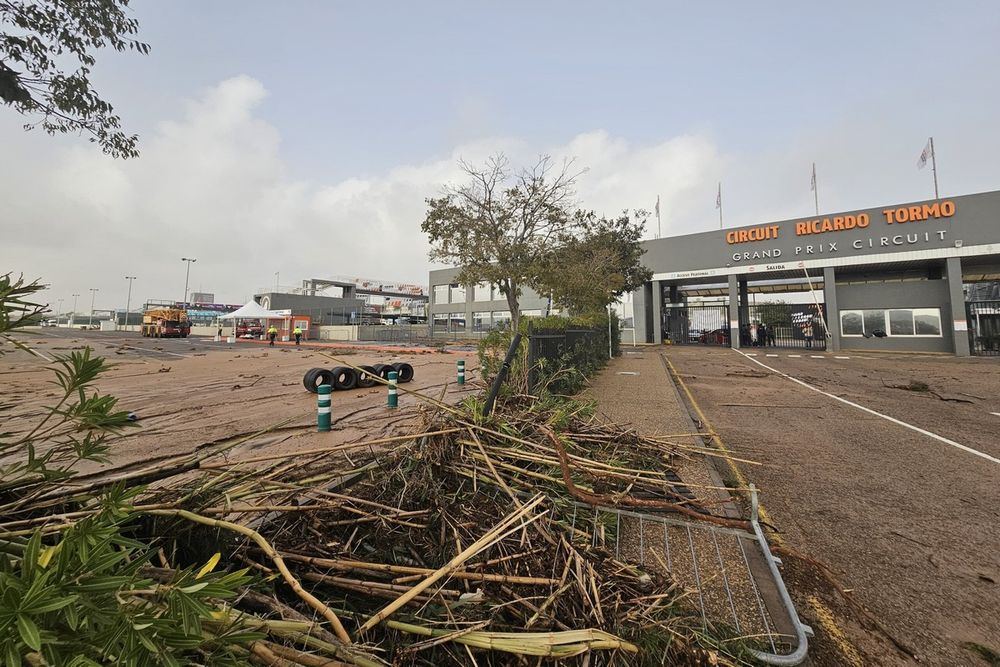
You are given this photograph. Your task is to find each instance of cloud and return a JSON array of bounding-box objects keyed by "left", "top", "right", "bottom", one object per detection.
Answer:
[
  {"left": 11, "top": 73, "right": 998, "bottom": 313},
  {"left": 0, "top": 76, "right": 727, "bottom": 310}
]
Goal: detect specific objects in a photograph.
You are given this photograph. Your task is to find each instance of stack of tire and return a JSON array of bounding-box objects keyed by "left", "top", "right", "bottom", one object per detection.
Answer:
[{"left": 302, "top": 363, "right": 414, "bottom": 393}]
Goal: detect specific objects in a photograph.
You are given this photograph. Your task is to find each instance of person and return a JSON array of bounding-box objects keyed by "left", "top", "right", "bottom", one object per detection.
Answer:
[
  {"left": 267, "top": 324, "right": 278, "bottom": 347},
  {"left": 758, "top": 322, "right": 768, "bottom": 347},
  {"left": 293, "top": 325, "right": 302, "bottom": 346},
  {"left": 803, "top": 321, "right": 814, "bottom": 349},
  {"left": 767, "top": 323, "right": 776, "bottom": 346}
]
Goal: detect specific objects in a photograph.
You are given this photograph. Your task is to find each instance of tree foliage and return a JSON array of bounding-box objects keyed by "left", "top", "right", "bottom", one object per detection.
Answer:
[
  {"left": 422, "top": 154, "right": 580, "bottom": 331},
  {"left": 423, "top": 154, "right": 649, "bottom": 328},
  {"left": 0, "top": 0, "right": 148, "bottom": 158},
  {"left": 535, "top": 210, "right": 651, "bottom": 316}
]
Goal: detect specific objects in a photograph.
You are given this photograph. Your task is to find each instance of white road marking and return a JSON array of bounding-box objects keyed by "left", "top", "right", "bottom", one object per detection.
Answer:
[
  {"left": 788, "top": 354, "right": 801, "bottom": 358},
  {"left": 766, "top": 354, "right": 779, "bottom": 357},
  {"left": 616, "top": 371, "right": 640, "bottom": 376},
  {"left": 118, "top": 344, "right": 190, "bottom": 358},
  {"left": 745, "top": 353, "right": 757, "bottom": 356},
  {"left": 992, "top": 412, "right": 1000, "bottom": 417},
  {"left": 834, "top": 356, "right": 851, "bottom": 359},
  {"left": 810, "top": 355, "right": 826, "bottom": 359},
  {"left": 735, "top": 349, "right": 1000, "bottom": 465}
]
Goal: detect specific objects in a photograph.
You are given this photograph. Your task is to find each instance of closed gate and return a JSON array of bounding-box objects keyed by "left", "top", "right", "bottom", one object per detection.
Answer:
[
  {"left": 967, "top": 300, "right": 1000, "bottom": 356},
  {"left": 741, "top": 303, "right": 827, "bottom": 351},
  {"left": 666, "top": 304, "right": 730, "bottom": 346}
]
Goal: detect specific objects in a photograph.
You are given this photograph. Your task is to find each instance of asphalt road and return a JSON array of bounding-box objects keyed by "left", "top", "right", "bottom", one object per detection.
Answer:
[{"left": 666, "top": 346, "right": 1000, "bottom": 666}]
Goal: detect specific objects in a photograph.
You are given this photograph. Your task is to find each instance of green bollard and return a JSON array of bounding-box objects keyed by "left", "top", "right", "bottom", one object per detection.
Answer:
[
  {"left": 457, "top": 359, "right": 465, "bottom": 385},
  {"left": 387, "top": 371, "right": 398, "bottom": 408},
  {"left": 317, "top": 384, "right": 332, "bottom": 432}
]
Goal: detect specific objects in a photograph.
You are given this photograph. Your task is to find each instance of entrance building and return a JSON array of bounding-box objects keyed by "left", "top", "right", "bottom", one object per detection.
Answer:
[{"left": 633, "top": 190, "right": 1000, "bottom": 356}]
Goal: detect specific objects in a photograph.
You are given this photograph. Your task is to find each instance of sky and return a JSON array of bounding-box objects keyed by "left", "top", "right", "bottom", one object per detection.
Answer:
[{"left": 3, "top": 1, "right": 1000, "bottom": 312}]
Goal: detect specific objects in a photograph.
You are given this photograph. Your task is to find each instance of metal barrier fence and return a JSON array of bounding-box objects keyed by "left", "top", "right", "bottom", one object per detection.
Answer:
[
  {"left": 967, "top": 300, "right": 1000, "bottom": 356},
  {"left": 526, "top": 324, "right": 608, "bottom": 391}
]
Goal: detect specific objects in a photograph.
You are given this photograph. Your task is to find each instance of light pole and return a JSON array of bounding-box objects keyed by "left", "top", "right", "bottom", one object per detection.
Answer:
[
  {"left": 56, "top": 299, "right": 63, "bottom": 325},
  {"left": 181, "top": 258, "right": 197, "bottom": 307},
  {"left": 274, "top": 271, "right": 279, "bottom": 293},
  {"left": 88, "top": 288, "right": 99, "bottom": 327},
  {"left": 71, "top": 293, "right": 79, "bottom": 326},
  {"left": 124, "top": 276, "right": 136, "bottom": 332}
]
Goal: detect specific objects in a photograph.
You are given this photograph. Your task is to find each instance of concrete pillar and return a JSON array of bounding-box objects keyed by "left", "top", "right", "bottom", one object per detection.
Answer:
[
  {"left": 728, "top": 274, "right": 740, "bottom": 350},
  {"left": 667, "top": 285, "right": 681, "bottom": 343},
  {"left": 652, "top": 280, "right": 664, "bottom": 344},
  {"left": 946, "top": 257, "right": 970, "bottom": 356},
  {"left": 633, "top": 285, "right": 650, "bottom": 344},
  {"left": 738, "top": 279, "right": 749, "bottom": 332},
  {"left": 823, "top": 266, "right": 841, "bottom": 352}
]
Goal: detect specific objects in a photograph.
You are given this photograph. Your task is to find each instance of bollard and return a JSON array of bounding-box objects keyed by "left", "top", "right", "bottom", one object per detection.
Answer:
[
  {"left": 387, "top": 371, "right": 398, "bottom": 409},
  {"left": 317, "top": 384, "right": 332, "bottom": 432},
  {"left": 457, "top": 359, "right": 465, "bottom": 385}
]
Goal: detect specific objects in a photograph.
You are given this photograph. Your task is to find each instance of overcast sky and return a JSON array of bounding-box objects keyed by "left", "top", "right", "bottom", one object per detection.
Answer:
[{"left": 3, "top": 1, "right": 1000, "bottom": 311}]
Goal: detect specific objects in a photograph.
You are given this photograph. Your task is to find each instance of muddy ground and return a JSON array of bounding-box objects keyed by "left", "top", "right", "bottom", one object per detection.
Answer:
[
  {"left": 1, "top": 329, "right": 478, "bottom": 479},
  {"left": 666, "top": 345, "right": 1000, "bottom": 667}
]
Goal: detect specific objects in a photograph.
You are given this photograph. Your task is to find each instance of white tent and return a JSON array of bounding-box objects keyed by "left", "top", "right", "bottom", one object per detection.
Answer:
[
  {"left": 218, "top": 301, "right": 285, "bottom": 321},
  {"left": 217, "top": 301, "right": 286, "bottom": 342}
]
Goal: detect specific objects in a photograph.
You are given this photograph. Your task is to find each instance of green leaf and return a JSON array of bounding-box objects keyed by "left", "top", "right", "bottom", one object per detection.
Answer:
[{"left": 16, "top": 613, "right": 41, "bottom": 651}]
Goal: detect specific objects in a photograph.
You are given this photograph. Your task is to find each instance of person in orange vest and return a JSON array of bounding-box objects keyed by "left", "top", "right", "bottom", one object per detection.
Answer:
[{"left": 267, "top": 324, "right": 278, "bottom": 347}]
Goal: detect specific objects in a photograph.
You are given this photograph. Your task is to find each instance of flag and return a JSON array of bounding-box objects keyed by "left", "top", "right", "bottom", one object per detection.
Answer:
[
  {"left": 655, "top": 195, "right": 660, "bottom": 219},
  {"left": 810, "top": 163, "right": 817, "bottom": 192},
  {"left": 917, "top": 138, "right": 932, "bottom": 170},
  {"left": 715, "top": 183, "right": 722, "bottom": 209}
]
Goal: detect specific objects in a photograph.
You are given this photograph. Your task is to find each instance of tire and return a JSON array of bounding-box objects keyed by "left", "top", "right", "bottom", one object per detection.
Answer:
[
  {"left": 356, "top": 365, "right": 378, "bottom": 388},
  {"left": 391, "top": 362, "right": 414, "bottom": 383},
  {"left": 303, "top": 368, "right": 334, "bottom": 393},
  {"left": 372, "top": 364, "right": 394, "bottom": 380},
  {"left": 330, "top": 366, "right": 358, "bottom": 390}
]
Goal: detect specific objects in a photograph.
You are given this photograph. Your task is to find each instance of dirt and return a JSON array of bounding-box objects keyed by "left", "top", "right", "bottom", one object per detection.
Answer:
[
  {"left": 665, "top": 345, "right": 1000, "bottom": 667},
  {"left": 1, "top": 331, "right": 478, "bottom": 478}
]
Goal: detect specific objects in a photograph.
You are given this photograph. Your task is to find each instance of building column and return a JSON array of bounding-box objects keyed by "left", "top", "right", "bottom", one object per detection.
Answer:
[
  {"left": 633, "top": 284, "right": 650, "bottom": 344},
  {"left": 728, "top": 274, "right": 740, "bottom": 350},
  {"left": 946, "top": 257, "right": 970, "bottom": 356},
  {"left": 822, "top": 266, "right": 841, "bottom": 353},
  {"left": 652, "top": 280, "right": 664, "bottom": 344},
  {"left": 738, "top": 279, "right": 749, "bottom": 330}
]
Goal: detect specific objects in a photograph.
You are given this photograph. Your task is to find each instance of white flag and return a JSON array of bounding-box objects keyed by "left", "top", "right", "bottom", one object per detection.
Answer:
[
  {"left": 715, "top": 183, "right": 722, "bottom": 209},
  {"left": 917, "top": 138, "right": 932, "bottom": 170},
  {"left": 655, "top": 195, "right": 660, "bottom": 219},
  {"left": 810, "top": 163, "right": 817, "bottom": 192}
]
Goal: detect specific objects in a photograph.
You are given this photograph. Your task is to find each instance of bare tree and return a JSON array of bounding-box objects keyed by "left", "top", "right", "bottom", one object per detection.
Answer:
[{"left": 422, "top": 154, "right": 581, "bottom": 331}]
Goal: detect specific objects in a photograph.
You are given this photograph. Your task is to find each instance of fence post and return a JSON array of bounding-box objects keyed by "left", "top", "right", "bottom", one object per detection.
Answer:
[
  {"left": 317, "top": 384, "right": 332, "bottom": 432},
  {"left": 387, "top": 371, "right": 398, "bottom": 408},
  {"left": 526, "top": 320, "right": 536, "bottom": 393},
  {"left": 457, "top": 359, "right": 465, "bottom": 385}
]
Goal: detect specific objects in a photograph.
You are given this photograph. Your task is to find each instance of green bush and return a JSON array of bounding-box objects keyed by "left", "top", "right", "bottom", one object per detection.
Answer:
[{"left": 477, "top": 312, "right": 620, "bottom": 397}]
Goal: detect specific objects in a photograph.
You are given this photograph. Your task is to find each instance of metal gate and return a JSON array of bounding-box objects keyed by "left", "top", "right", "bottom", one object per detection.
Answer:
[
  {"left": 666, "top": 304, "right": 730, "bottom": 346},
  {"left": 967, "top": 300, "right": 1000, "bottom": 356},
  {"left": 741, "top": 303, "right": 827, "bottom": 351}
]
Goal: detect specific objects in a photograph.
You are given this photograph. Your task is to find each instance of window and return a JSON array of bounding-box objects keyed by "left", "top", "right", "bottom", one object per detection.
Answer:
[
  {"left": 449, "top": 313, "right": 466, "bottom": 331},
  {"left": 888, "top": 310, "right": 914, "bottom": 336},
  {"left": 474, "top": 282, "right": 493, "bottom": 302},
  {"left": 432, "top": 284, "right": 449, "bottom": 305},
  {"left": 914, "top": 309, "right": 942, "bottom": 335},
  {"left": 432, "top": 313, "right": 448, "bottom": 329},
  {"left": 472, "top": 311, "right": 491, "bottom": 331},
  {"left": 450, "top": 284, "right": 466, "bottom": 304},
  {"left": 492, "top": 311, "right": 512, "bottom": 328},
  {"left": 841, "top": 308, "right": 942, "bottom": 337}
]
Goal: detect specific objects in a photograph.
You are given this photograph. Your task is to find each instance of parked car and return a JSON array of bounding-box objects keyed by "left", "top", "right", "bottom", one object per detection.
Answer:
[
  {"left": 40, "top": 319, "right": 57, "bottom": 327},
  {"left": 699, "top": 328, "right": 730, "bottom": 345},
  {"left": 687, "top": 328, "right": 703, "bottom": 343}
]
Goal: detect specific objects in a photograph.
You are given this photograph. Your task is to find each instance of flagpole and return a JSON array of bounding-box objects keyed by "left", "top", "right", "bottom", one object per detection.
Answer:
[
  {"left": 656, "top": 195, "right": 661, "bottom": 239},
  {"left": 930, "top": 136, "right": 939, "bottom": 199},
  {"left": 718, "top": 182, "right": 723, "bottom": 229},
  {"left": 812, "top": 162, "right": 819, "bottom": 215}
]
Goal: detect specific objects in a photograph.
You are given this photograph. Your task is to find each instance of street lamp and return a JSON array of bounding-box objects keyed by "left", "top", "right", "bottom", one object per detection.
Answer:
[
  {"left": 71, "top": 293, "right": 79, "bottom": 326},
  {"left": 88, "top": 288, "right": 99, "bottom": 327},
  {"left": 181, "top": 258, "right": 197, "bottom": 308},
  {"left": 56, "top": 299, "right": 63, "bottom": 326},
  {"left": 124, "top": 276, "right": 136, "bottom": 332}
]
